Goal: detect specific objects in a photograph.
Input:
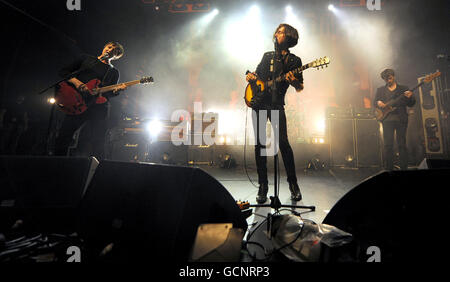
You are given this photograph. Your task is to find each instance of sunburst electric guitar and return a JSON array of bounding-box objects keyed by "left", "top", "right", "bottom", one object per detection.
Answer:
[
  {"left": 244, "top": 56, "right": 330, "bottom": 108},
  {"left": 55, "top": 76, "right": 154, "bottom": 115},
  {"left": 374, "top": 71, "right": 441, "bottom": 122}
]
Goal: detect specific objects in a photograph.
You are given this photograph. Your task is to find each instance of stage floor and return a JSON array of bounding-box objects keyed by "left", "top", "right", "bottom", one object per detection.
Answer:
[
  {"left": 200, "top": 165, "right": 384, "bottom": 224},
  {"left": 199, "top": 165, "right": 384, "bottom": 261}
]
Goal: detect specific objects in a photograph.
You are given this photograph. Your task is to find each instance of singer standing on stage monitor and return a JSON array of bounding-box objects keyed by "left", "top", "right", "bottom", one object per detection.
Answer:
[
  {"left": 55, "top": 41, "right": 127, "bottom": 159},
  {"left": 246, "top": 24, "right": 304, "bottom": 203}
]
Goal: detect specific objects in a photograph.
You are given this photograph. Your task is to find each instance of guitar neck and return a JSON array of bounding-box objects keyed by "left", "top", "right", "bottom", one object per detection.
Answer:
[
  {"left": 410, "top": 81, "right": 424, "bottom": 93},
  {"left": 267, "top": 64, "right": 311, "bottom": 87},
  {"left": 97, "top": 80, "right": 141, "bottom": 94},
  {"left": 385, "top": 83, "right": 423, "bottom": 108}
]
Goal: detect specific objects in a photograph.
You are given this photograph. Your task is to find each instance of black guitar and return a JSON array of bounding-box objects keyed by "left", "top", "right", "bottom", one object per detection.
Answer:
[{"left": 375, "top": 71, "right": 441, "bottom": 122}]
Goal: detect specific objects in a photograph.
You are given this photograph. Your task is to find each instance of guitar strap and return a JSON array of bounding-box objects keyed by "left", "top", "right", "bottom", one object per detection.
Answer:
[
  {"left": 270, "top": 54, "right": 274, "bottom": 75},
  {"left": 100, "top": 65, "right": 113, "bottom": 87}
]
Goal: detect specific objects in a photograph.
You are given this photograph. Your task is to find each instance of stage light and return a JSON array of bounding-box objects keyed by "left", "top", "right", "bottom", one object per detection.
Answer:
[
  {"left": 161, "top": 152, "right": 173, "bottom": 164},
  {"left": 48, "top": 97, "right": 56, "bottom": 104},
  {"left": 311, "top": 136, "right": 326, "bottom": 144},
  {"left": 315, "top": 118, "right": 326, "bottom": 135},
  {"left": 223, "top": 4, "right": 264, "bottom": 64},
  {"left": 219, "top": 153, "right": 236, "bottom": 169},
  {"left": 345, "top": 155, "right": 354, "bottom": 163},
  {"left": 328, "top": 4, "right": 336, "bottom": 12},
  {"left": 202, "top": 8, "right": 219, "bottom": 24},
  {"left": 306, "top": 154, "right": 326, "bottom": 171},
  {"left": 284, "top": 4, "right": 303, "bottom": 33},
  {"left": 162, "top": 152, "right": 170, "bottom": 161},
  {"left": 147, "top": 119, "right": 163, "bottom": 137},
  {"left": 206, "top": 109, "right": 237, "bottom": 135},
  {"left": 217, "top": 134, "right": 234, "bottom": 145},
  {"left": 249, "top": 5, "right": 260, "bottom": 15}
]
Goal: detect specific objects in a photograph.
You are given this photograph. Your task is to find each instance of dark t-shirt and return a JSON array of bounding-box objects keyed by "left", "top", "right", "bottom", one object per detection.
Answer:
[
  {"left": 255, "top": 51, "right": 303, "bottom": 108},
  {"left": 373, "top": 84, "right": 416, "bottom": 122},
  {"left": 59, "top": 54, "right": 120, "bottom": 118}
]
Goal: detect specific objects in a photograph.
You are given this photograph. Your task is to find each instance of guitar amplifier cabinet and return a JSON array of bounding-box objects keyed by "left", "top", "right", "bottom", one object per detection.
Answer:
[
  {"left": 354, "top": 119, "right": 382, "bottom": 167},
  {"left": 147, "top": 141, "right": 188, "bottom": 165},
  {"left": 107, "top": 128, "right": 149, "bottom": 162},
  {"left": 327, "top": 115, "right": 382, "bottom": 168},
  {"left": 326, "top": 107, "right": 353, "bottom": 119},
  {"left": 327, "top": 118, "right": 356, "bottom": 167},
  {"left": 189, "top": 112, "right": 218, "bottom": 146},
  {"left": 353, "top": 108, "right": 375, "bottom": 119},
  {"left": 187, "top": 145, "right": 215, "bottom": 166}
]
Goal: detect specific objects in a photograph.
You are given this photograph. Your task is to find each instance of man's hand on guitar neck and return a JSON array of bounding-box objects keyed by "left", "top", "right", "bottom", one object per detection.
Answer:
[
  {"left": 113, "top": 83, "right": 127, "bottom": 94},
  {"left": 404, "top": 90, "right": 413, "bottom": 98},
  {"left": 285, "top": 71, "right": 304, "bottom": 92}
]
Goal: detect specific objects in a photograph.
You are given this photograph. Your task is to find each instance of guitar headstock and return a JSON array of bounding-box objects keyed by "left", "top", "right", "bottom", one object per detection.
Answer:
[
  {"left": 310, "top": 56, "right": 330, "bottom": 70},
  {"left": 140, "top": 76, "right": 154, "bottom": 84},
  {"left": 423, "top": 71, "right": 441, "bottom": 83}
]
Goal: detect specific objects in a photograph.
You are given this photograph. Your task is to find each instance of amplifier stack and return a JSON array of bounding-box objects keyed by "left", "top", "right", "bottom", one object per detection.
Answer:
[{"left": 326, "top": 107, "right": 382, "bottom": 168}]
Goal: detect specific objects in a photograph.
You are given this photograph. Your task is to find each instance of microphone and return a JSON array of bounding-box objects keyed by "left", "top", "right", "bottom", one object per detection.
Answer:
[
  {"left": 273, "top": 38, "right": 281, "bottom": 60},
  {"left": 99, "top": 52, "right": 111, "bottom": 61}
]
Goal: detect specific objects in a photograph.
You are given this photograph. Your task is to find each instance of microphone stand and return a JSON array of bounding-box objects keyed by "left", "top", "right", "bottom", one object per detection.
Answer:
[
  {"left": 249, "top": 40, "right": 315, "bottom": 241},
  {"left": 38, "top": 54, "right": 110, "bottom": 155}
]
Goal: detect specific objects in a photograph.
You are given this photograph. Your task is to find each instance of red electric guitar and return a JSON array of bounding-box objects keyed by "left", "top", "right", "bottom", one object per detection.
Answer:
[{"left": 55, "top": 76, "right": 153, "bottom": 115}]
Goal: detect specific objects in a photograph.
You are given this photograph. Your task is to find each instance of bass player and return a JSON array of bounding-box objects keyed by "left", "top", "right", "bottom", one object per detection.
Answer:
[{"left": 374, "top": 68, "right": 415, "bottom": 170}]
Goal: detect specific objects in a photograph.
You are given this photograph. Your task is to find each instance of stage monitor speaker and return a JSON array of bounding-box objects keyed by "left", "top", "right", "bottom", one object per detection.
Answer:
[
  {"left": 0, "top": 156, "right": 98, "bottom": 232},
  {"left": 78, "top": 160, "right": 247, "bottom": 262},
  {"left": 327, "top": 118, "right": 356, "bottom": 167},
  {"left": 322, "top": 169, "right": 448, "bottom": 262},
  {"left": 354, "top": 119, "right": 382, "bottom": 167},
  {"left": 418, "top": 158, "right": 450, "bottom": 169}
]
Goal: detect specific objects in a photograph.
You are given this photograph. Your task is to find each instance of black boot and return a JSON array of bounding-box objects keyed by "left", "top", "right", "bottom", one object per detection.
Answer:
[
  {"left": 256, "top": 183, "right": 269, "bottom": 204},
  {"left": 288, "top": 182, "right": 302, "bottom": 201}
]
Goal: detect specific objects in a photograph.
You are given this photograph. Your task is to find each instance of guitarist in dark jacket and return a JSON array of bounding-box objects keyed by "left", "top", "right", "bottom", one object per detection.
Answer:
[
  {"left": 246, "top": 24, "right": 304, "bottom": 204},
  {"left": 374, "top": 68, "right": 415, "bottom": 170},
  {"left": 55, "top": 42, "right": 127, "bottom": 159}
]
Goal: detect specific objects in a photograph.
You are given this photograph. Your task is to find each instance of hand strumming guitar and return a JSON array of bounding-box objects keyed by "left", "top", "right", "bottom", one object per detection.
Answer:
[
  {"left": 246, "top": 72, "right": 257, "bottom": 82},
  {"left": 68, "top": 77, "right": 93, "bottom": 95},
  {"left": 377, "top": 101, "right": 387, "bottom": 108},
  {"left": 377, "top": 90, "right": 412, "bottom": 109}
]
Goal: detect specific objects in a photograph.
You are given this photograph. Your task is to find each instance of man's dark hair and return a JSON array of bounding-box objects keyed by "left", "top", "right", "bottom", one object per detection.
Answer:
[
  {"left": 381, "top": 68, "right": 395, "bottom": 80},
  {"left": 273, "top": 23, "right": 299, "bottom": 48},
  {"left": 105, "top": 41, "right": 125, "bottom": 59}
]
